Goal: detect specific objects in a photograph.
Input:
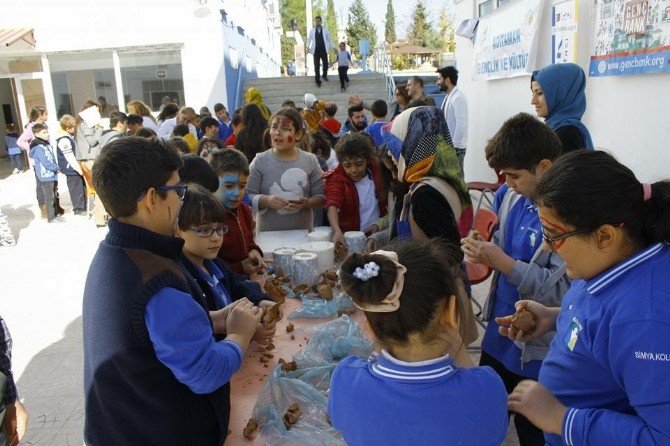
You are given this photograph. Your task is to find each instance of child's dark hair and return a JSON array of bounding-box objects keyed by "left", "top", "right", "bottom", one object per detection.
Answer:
[
  {"left": 135, "top": 127, "right": 157, "bottom": 140},
  {"left": 177, "top": 183, "right": 227, "bottom": 231},
  {"left": 347, "top": 103, "right": 364, "bottom": 118},
  {"left": 536, "top": 150, "right": 670, "bottom": 247},
  {"left": 230, "top": 107, "right": 243, "bottom": 127},
  {"left": 127, "top": 114, "right": 143, "bottom": 127},
  {"left": 179, "top": 154, "right": 219, "bottom": 193},
  {"left": 281, "top": 99, "right": 296, "bottom": 108},
  {"left": 370, "top": 100, "right": 388, "bottom": 119},
  {"left": 485, "top": 112, "right": 562, "bottom": 172},
  {"left": 92, "top": 137, "right": 183, "bottom": 218},
  {"left": 32, "top": 123, "right": 48, "bottom": 134},
  {"left": 210, "top": 148, "right": 250, "bottom": 176},
  {"left": 334, "top": 133, "right": 374, "bottom": 162},
  {"left": 172, "top": 124, "right": 190, "bottom": 138},
  {"left": 308, "top": 130, "right": 332, "bottom": 160},
  {"left": 262, "top": 128, "right": 272, "bottom": 151},
  {"left": 214, "top": 103, "right": 226, "bottom": 113},
  {"left": 340, "top": 239, "right": 464, "bottom": 345},
  {"left": 167, "top": 137, "right": 190, "bottom": 155},
  {"left": 196, "top": 137, "right": 224, "bottom": 157},
  {"left": 324, "top": 102, "right": 338, "bottom": 117},
  {"left": 270, "top": 107, "right": 305, "bottom": 134},
  {"left": 6, "top": 123, "right": 17, "bottom": 133},
  {"left": 110, "top": 111, "right": 128, "bottom": 129},
  {"left": 200, "top": 116, "right": 219, "bottom": 133},
  {"left": 157, "top": 103, "right": 179, "bottom": 123}
]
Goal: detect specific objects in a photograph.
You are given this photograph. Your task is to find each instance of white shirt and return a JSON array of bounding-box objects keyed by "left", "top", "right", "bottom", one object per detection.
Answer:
[
  {"left": 355, "top": 174, "right": 380, "bottom": 231},
  {"left": 157, "top": 117, "right": 197, "bottom": 141},
  {"left": 307, "top": 26, "right": 334, "bottom": 54},
  {"left": 142, "top": 116, "right": 159, "bottom": 132},
  {"left": 442, "top": 86, "right": 468, "bottom": 149}
]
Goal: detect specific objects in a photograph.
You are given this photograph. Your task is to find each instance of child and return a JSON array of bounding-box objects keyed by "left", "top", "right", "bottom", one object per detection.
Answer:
[
  {"left": 500, "top": 150, "right": 670, "bottom": 446},
  {"left": 176, "top": 184, "right": 277, "bottom": 344},
  {"left": 364, "top": 99, "right": 388, "bottom": 148},
  {"left": 55, "top": 115, "right": 87, "bottom": 215},
  {"left": 28, "top": 123, "right": 62, "bottom": 223},
  {"left": 247, "top": 107, "right": 325, "bottom": 231},
  {"left": 200, "top": 116, "right": 220, "bottom": 140},
  {"left": 225, "top": 107, "right": 242, "bottom": 147},
  {"left": 320, "top": 102, "right": 341, "bottom": 137},
  {"left": 325, "top": 133, "right": 386, "bottom": 245},
  {"left": 460, "top": 112, "right": 570, "bottom": 446},
  {"left": 336, "top": 42, "right": 353, "bottom": 91},
  {"left": 5, "top": 123, "right": 23, "bottom": 174},
  {"left": 210, "top": 149, "right": 266, "bottom": 277},
  {"left": 179, "top": 153, "right": 219, "bottom": 193},
  {"left": 172, "top": 124, "right": 197, "bottom": 153},
  {"left": 330, "top": 239, "right": 508, "bottom": 445}
]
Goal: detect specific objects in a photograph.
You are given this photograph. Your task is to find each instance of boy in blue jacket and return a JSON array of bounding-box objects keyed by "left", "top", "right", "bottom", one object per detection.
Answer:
[
  {"left": 28, "top": 124, "right": 62, "bottom": 223},
  {"left": 461, "top": 113, "right": 570, "bottom": 446}
]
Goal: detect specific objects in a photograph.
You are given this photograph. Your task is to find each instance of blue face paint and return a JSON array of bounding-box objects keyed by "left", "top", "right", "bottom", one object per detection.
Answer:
[{"left": 217, "top": 173, "right": 240, "bottom": 209}]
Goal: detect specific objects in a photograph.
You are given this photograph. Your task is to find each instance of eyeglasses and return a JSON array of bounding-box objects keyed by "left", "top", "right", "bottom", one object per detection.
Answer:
[
  {"left": 136, "top": 184, "right": 188, "bottom": 202},
  {"left": 540, "top": 227, "right": 588, "bottom": 250},
  {"left": 188, "top": 224, "right": 228, "bottom": 238}
]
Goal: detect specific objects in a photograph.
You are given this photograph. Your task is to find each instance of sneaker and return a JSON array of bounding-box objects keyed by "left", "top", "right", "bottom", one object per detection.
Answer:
[
  {"left": 12, "top": 168, "right": 19, "bottom": 174},
  {"left": 48, "top": 216, "right": 66, "bottom": 223}
]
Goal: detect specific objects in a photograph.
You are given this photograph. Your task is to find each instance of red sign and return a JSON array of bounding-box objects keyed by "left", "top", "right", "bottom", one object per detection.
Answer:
[{"left": 623, "top": 0, "right": 649, "bottom": 35}]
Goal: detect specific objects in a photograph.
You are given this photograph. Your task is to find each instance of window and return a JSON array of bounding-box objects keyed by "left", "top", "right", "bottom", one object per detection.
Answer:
[
  {"left": 478, "top": 0, "right": 495, "bottom": 17},
  {"left": 229, "top": 47, "right": 239, "bottom": 69},
  {"left": 118, "top": 49, "right": 184, "bottom": 111},
  {"left": 48, "top": 52, "right": 117, "bottom": 119},
  {"left": 0, "top": 56, "right": 42, "bottom": 75}
]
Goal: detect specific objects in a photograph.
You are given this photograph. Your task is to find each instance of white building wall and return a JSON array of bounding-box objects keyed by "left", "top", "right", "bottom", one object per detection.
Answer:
[
  {"left": 0, "top": 0, "right": 281, "bottom": 112},
  {"left": 454, "top": 0, "right": 670, "bottom": 183}
]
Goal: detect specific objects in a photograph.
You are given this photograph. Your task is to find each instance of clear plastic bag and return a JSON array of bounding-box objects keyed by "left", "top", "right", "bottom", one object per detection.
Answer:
[{"left": 288, "top": 291, "right": 356, "bottom": 319}]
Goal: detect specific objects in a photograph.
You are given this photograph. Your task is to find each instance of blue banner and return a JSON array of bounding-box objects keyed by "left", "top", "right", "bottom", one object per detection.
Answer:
[{"left": 590, "top": 47, "right": 670, "bottom": 76}]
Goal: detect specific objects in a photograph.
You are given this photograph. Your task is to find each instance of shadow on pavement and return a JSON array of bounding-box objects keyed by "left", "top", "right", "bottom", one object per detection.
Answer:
[{"left": 1, "top": 204, "right": 35, "bottom": 243}]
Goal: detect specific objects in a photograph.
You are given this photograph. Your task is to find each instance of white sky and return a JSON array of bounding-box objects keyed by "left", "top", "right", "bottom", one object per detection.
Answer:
[{"left": 334, "top": 0, "right": 453, "bottom": 41}]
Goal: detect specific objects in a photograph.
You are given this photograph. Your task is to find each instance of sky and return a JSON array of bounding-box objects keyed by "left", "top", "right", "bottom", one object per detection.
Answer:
[{"left": 334, "top": 0, "right": 452, "bottom": 41}]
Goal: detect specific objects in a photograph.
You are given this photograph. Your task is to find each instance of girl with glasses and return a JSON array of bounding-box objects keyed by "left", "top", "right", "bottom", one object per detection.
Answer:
[
  {"left": 176, "top": 184, "right": 278, "bottom": 344},
  {"left": 498, "top": 150, "right": 670, "bottom": 445}
]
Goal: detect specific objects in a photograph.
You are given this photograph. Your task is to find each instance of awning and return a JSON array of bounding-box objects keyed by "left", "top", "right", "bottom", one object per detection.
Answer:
[{"left": 0, "top": 28, "right": 36, "bottom": 47}]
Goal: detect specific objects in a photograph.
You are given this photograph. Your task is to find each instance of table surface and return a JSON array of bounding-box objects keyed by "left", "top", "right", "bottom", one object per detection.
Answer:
[{"left": 224, "top": 232, "right": 366, "bottom": 445}]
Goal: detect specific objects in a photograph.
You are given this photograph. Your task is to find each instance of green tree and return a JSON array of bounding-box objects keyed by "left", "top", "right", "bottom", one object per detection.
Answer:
[
  {"left": 408, "top": 0, "right": 444, "bottom": 49},
  {"left": 346, "top": 0, "right": 378, "bottom": 56},
  {"left": 385, "top": 0, "right": 397, "bottom": 44},
  {"left": 279, "top": 0, "right": 307, "bottom": 38},
  {"left": 326, "top": 0, "right": 338, "bottom": 45},
  {"left": 439, "top": 6, "right": 456, "bottom": 53}
]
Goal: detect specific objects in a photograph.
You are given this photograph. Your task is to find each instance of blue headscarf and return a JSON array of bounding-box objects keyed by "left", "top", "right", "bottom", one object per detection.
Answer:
[{"left": 532, "top": 63, "right": 593, "bottom": 150}]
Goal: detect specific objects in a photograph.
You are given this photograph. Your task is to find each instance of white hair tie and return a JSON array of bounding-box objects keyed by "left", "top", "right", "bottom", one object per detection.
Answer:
[{"left": 353, "top": 262, "right": 380, "bottom": 281}]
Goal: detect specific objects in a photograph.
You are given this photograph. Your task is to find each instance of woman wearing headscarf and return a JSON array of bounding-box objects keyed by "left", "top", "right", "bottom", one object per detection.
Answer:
[
  {"left": 531, "top": 63, "right": 594, "bottom": 152},
  {"left": 381, "top": 106, "right": 478, "bottom": 346},
  {"left": 245, "top": 87, "right": 271, "bottom": 120}
]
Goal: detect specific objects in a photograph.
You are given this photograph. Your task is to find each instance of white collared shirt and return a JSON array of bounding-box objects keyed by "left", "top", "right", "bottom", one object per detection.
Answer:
[{"left": 442, "top": 86, "right": 468, "bottom": 149}]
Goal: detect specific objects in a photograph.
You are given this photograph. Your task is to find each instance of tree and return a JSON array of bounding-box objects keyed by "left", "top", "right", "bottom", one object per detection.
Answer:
[
  {"left": 439, "top": 6, "right": 456, "bottom": 53},
  {"left": 325, "top": 0, "right": 338, "bottom": 45},
  {"left": 346, "top": 0, "right": 378, "bottom": 56},
  {"left": 407, "top": 0, "right": 444, "bottom": 49},
  {"left": 279, "top": 0, "right": 307, "bottom": 39},
  {"left": 385, "top": 0, "right": 397, "bottom": 44}
]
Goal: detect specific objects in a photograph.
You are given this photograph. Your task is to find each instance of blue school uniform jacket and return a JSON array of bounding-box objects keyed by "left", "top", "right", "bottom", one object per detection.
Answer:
[
  {"left": 328, "top": 351, "right": 508, "bottom": 446},
  {"left": 540, "top": 243, "right": 670, "bottom": 446}
]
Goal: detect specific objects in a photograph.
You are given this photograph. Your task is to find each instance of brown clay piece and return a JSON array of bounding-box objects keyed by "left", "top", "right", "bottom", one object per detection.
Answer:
[
  {"left": 278, "top": 358, "right": 297, "bottom": 372},
  {"left": 282, "top": 403, "right": 302, "bottom": 429},
  {"left": 265, "top": 277, "right": 287, "bottom": 303},
  {"left": 262, "top": 303, "right": 281, "bottom": 328},
  {"left": 335, "top": 241, "right": 348, "bottom": 262},
  {"left": 243, "top": 418, "right": 259, "bottom": 440},
  {"left": 286, "top": 323, "right": 295, "bottom": 333},
  {"left": 317, "top": 283, "right": 333, "bottom": 300},
  {"left": 292, "top": 284, "right": 311, "bottom": 295},
  {"left": 337, "top": 307, "right": 356, "bottom": 317},
  {"left": 510, "top": 309, "right": 536, "bottom": 332},
  {"left": 290, "top": 334, "right": 295, "bottom": 340}
]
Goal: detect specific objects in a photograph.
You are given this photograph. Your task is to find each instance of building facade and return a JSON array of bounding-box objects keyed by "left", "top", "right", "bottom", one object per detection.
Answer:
[
  {"left": 0, "top": 0, "right": 281, "bottom": 149},
  {"left": 453, "top": 0, "right": 670, "bottom": 183}
]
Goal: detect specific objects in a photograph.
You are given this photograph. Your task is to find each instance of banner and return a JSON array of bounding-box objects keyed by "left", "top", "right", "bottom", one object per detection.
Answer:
[
  {"left": 473, "top": 0, "right": 544, "bottom": 81},
  {"left": 552, "top": 0, "right": 579, "bottom": 63},
  {"left": 590, "top": 0, "right": 670, "bottom": 76}
]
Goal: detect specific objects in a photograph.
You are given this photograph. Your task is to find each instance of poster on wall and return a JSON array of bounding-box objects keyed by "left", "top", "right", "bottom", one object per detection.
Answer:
[
  {"left": 590, "top": 0, "right": 670, "bottom": 76},
  {"left": 552, "top": 0, "right": 580, "bottom": 63},
  {"left": 473, "top": 0, "right": 545, "bottom": 81}
]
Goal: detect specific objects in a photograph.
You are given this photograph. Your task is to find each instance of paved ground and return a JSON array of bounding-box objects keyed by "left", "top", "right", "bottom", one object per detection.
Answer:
[{"left": 0, "top": 157, "right": 520, "bottom": 445}]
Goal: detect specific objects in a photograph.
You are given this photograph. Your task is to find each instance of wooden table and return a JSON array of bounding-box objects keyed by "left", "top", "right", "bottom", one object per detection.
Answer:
[{"left": 224, "top": 231, "right": 368, "bottom": 445}]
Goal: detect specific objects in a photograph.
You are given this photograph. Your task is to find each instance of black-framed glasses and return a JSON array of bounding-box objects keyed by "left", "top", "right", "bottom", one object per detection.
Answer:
[
  {"left": 188, "top": 224, "right": 228, "bottom": 238},
  {"left": 136, "top": 184, "right": 188, "bottom": 202},
  {"left": 540, "top": 227, "right": 589, "bottom": 250}
]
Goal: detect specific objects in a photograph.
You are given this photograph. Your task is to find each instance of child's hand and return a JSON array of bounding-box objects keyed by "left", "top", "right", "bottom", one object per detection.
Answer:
[
  {"left": 267, "top": 195, "right": 290, "bottom": 210},
  {"left": 496, "top": 300, "right": 557, "bottom": 342},
  {"left": 460, "top": 237, "right": 501, "bottom": 267},
  {"left": 225, "top": 300, "right": 264, "bottom": 346},
  {"left": 363, "top": 224, "right": 379, "bottom": 237},
  {"left": 209, "top": 299, "right": 246, "bottom": 334},
  {"left": 286, "top": 198, "right": 307, "bottom": 211},
  {"left": 508, "top": 381, "right": 566, "bottom": 435},
  {"left": 259, "top": 299, "right": 283, "bottom": 320}
]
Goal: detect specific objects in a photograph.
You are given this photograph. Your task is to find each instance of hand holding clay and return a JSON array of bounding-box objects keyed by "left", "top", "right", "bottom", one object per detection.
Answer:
[
  {"left": 286, "top": 197, "right": 308, "bottom": 211},
  {"left": 267, "top": 195, "right": 290, "bottom": 210},
  {"left": 226, "top": 300, "right": 264, "bottom": 345},
  {"left": 496, "top": 300, "right": 558, "bottom": 342}
]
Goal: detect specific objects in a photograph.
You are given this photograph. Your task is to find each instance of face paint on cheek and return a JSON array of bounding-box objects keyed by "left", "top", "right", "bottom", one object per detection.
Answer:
[{"left": 287, "top": 135, "right": 294, "bottom": 144}]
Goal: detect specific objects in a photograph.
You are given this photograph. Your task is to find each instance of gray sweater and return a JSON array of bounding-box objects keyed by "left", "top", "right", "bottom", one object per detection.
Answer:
[
  {"left": 248, "top": 149, "right": 325, "bottom": 231},
  {"left": 482, "top": 189, "right": 571, "bottom": 365}
]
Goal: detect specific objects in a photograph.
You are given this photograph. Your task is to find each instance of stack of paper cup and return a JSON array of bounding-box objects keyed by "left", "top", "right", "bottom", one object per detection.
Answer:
[
  {"left": 273, "top": 247, "right": 296, "bottom": 277},
  {"left": 292, "top": 252, "right": 319, "bottom": 285},
  {"left": 344, "top": 231, "right": 366, "bottom": 254},
  {"left": 313, "top": 226, "right": 333, "bottom": 241},
  {"left": 308, "top": 231, "right": 331, "bottom": 242},
  {"left": 298, "top": 241, "right": 335, "bottom": 273}
]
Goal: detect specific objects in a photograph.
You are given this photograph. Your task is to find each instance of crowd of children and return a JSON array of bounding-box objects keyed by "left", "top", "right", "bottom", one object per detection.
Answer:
[{"left": 3, "top": 73, "right": 669, "bottom": 446}]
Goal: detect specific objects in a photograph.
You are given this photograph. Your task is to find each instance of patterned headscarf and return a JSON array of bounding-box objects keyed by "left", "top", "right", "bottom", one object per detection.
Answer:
[
  {"left": 245, "top": 87, "right": 271, "bottom": 120},
  {"left": 382, "top": 106, "right": 473, "bottom": 235}
]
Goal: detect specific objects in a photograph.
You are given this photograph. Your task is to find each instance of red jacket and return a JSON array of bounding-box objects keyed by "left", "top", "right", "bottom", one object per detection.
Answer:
[
  {"left": 320, "top": 119, "right": 341, "bottom": 136},
  {"left": 324, "top": 161, "right": 387, "bottom": 233},
  {"left": 217, "top": 203, "right": 262, "bottom": 275},
  {"left": 225, "top": 134, "right": 236, "bottom": 147}
]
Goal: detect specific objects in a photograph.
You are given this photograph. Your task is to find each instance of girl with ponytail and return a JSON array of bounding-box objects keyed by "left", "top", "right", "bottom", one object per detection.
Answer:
[
  {"left": 328, "top": 239, "right": 508, "bottom": 445},
  {"left": 499, "top": 150, "right": 670, "bottom": 445}
]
